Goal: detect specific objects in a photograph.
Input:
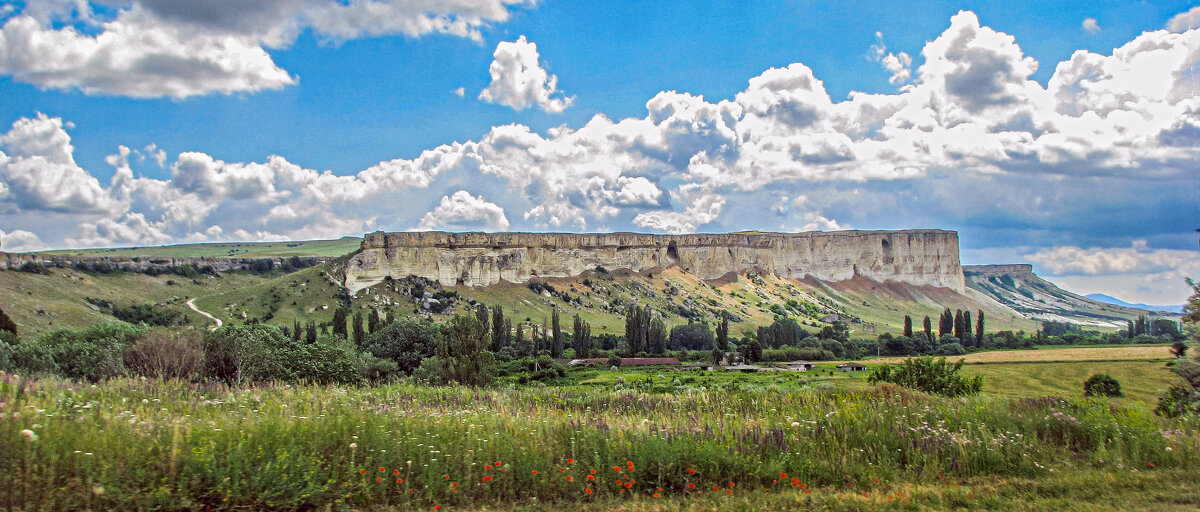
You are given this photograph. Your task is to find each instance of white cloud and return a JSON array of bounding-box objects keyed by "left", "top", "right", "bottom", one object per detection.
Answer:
[
  {"left": 0, "top": 1, "right": 533, "bottom": 98},
  {"left": 870, "top": 32, "right": 912, "bottom": 84},
  {"left": 0, "top": 228, "right": 47, "bottom": 252},
  {"left": 1, "top": 9, "right": 1197, "bottom": 252},
  {"left": 479, "top": 35, "right": 573, "bottom": 113},
  {"left": 1026, "top": 240, "right": 1199, "bottom": 276},
  {"left": 452, "top": 86, "right": 465, "bottom": 97},
  {"left": 1082, "top": 18, "right": 1100, "bottom": 34},
  {"left": 1166, "top": 6, "right": 1200, "bottom": 32},
  {"left": 418, "top": 190, "right": 509, "bottom": 231}
]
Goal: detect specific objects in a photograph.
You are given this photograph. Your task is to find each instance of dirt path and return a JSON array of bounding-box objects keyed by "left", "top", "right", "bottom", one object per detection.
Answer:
[{"left": 187, "top": 298, "right": 222, "bottom": 330}]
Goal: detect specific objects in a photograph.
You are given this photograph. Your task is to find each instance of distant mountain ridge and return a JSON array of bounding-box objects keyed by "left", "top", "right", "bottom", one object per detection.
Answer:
[
  {"left": 1084, "top": 293, "right": 1183, "bottom": 314},
  {"left": 963, "top": 264, "right": 1171, "bottom": 327}
]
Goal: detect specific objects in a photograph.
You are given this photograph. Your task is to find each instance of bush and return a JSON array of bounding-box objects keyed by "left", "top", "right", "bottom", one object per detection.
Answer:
[
  {"left": 607, "top": 355, "right": 622, "bottom": 368},
  {"left": 36, "top": 322, "right": 144, "bottom": 381},
  {"left": 1083, "top": 373, "right": 1123, "bottom": 397},
  {"left": 125, "top": 329, "right": 204, "bottom": 380},
  {"left": 868, "top": 357, "right": 983, "bottom": 397},
  {"left": 203, "top": 325, "right": 367, "bottom": 385},
  {"left": 936, "top": 342, "right": 966, "bottom": 356},
  {"left": 17, "top": 261, "right": 50, "bottom": 275},
  {"left": 362, "top": 319, "right": 439, "bottom": 375}
]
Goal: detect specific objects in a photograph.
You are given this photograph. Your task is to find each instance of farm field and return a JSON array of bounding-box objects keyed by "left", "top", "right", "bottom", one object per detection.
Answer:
[{"left": 863, "top": 344, "right": 1172, "bottom": 365}]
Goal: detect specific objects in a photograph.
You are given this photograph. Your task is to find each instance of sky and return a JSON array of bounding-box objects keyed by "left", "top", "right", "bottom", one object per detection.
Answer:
[{"left": 0, "top": 0, "right": 1197, "bottom": 305}]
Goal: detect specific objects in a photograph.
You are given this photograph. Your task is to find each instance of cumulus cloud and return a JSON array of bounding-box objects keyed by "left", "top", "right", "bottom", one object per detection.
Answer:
[
  {"left": 1082, "top": 18, "right": 1100, "bottom": 34},
  {"left": 418, "top": 190, "right": 509, "bottom": 231},
  {"left": 1026, "top": 240, "right": 1199, "bottom": 276},
  {"left": 1, "top": 9, "right": 1197, "bottom": 263},
  {"left": 0, "top": 228, "right": 47, "bottom": 252},
  {"left": 0, "top": 1, "right": 533, "bottom": 98},
  {"left": 479, "top": 35, "right": 574, "bottom": 112},
  {"left": 870, "top": 32, "right": 912, "bottom": 84},
  {"left": 1167, "top": 6, "right": 1200, "bottom": 32}
]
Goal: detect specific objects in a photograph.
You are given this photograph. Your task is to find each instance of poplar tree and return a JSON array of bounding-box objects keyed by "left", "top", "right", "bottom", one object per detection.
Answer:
[
  {"left": 368, "top": 308, "right": 381, "bottom": 334},
  {"left": 923, "top": 316, "right": 933, "bottom": 341},
  {"left": 353, "top": 312, "right": 365, "bottom": 346},
  {"left": 903, "top": 315, "right": 913, "bottom": 338},
  {"left": 975, "top": 310, "right": 985, "bottom": 343},
  {"left": 716, "top": 315, "right": 730, "bottom": 352},
  {"left": 572, "top": 314, "right": 592, "bottom": 358},
  {"left": 551, "top": 309, "right": 564, "bottom": 358},
  {"left": 333, "top": 309, "right": 348, "bottom": 339}
]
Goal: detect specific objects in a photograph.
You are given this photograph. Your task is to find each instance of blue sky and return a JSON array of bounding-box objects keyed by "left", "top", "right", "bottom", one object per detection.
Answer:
[{"left": 0, "top": 0, "right": 1197, "bottom": 304}]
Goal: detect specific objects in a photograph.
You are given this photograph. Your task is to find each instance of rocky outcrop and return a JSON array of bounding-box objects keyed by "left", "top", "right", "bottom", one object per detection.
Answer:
[
  {"left": 344, "top": 230, "right": 964, "bottom": 293},
  {"left": 0, "top": 252, "right": 326, "bottom": 273}
]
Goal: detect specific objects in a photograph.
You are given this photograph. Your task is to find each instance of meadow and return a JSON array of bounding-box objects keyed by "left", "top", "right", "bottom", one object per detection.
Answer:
[{"left": 3, "top": 363, "right": 1198, "bottom": 511}]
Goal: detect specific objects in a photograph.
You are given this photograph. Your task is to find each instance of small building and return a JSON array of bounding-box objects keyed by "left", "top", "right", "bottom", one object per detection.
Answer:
[
  {"left": 836, "top": 362, "right": 868, "bottom": 372},
  {"left": 725, "top": 364, "right": 761, "bottom": 373},
  {"left": 683, "top": 362, "right": 714, "bottom": 371},
  {"left": 785, "top": 360, "right": 815, "bottom": 372}
]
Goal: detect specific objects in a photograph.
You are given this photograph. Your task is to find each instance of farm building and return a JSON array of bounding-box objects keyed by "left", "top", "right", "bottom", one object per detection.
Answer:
[
  {"left": 725, "top": 364, "right": 762, "bottom": 373},
  {"left": 836, "top": 362, "right": 868, "bottom": 372},
  {"left": 785, "top": 360, "right": 815, "bottom": 371}
]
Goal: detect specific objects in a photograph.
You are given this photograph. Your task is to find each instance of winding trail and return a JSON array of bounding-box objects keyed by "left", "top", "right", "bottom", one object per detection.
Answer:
[{"left": 187, "top": 298, "right": 222, "bottom": 330}]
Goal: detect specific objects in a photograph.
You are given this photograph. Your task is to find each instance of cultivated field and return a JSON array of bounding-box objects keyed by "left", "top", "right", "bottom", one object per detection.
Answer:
[{"left": 865, "top": 344, "right": 1172, "bottom": 365}]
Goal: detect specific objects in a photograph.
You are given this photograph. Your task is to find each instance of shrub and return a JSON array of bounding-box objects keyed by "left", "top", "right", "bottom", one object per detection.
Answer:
[
  {"left": 868, "top": 357, "right": 983, "bottom": 397},
  {"left": 203, "top": 324, "right": 291, "bottom": 384},
  {"left": 125, "top": 329, "right": 204, "bottom": 380},
  {"left": 0, "top": 306, "right": 18, "bottom": 336},
  {"left": 936, "top": 342, "right": 966, "bottom": 356},
  {"left": 17, "top": 261, "right": 50, "bottom": 275},
  {"left": 36, "top": 322, "right": 144, "bottom": 381},
  {"left": 362, "top": 319, "right": 439, "bottom": 375},
  {"left": 1083, "top": 373, "right": 1123, "bottom": 397},
  {"left": 607, "top": 355, "right": 622, "bottom": 368}
]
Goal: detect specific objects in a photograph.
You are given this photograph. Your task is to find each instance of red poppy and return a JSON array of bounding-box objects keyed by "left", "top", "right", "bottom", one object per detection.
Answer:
[
  {"left": 688, "top": 483, "right": 696, "bottom": 490},
  {"left": 566, "top": 476, "right": 573, "bottom": 482},
  {"left": 531, "top": 470, "right": 538, "bottom": 475},
  {"left": 780, "top": 472, "right": 788, "bottom": 478},
  {"left": 804, "top": 489, "right": 811, "bottom": 494},
  {"left": 376, "top": 477, "right": 383, "bottom": 482},
  {"left": 379, "top": 467, "right": 385, "bottom": 472},
  {"left": 726, "top": 489, "right": 732, "bottom": 495},
  {"left": 451, "top": 482, "right": 458, "bottom": 487},
  {"left": 495, "top": 461, "right": 502, "bottom": 466},
  {"left": 589, "top": 469, "right": 597, "bottom": 474},
  {"left": 846, "top": 483, "right": 853, "bottom": 488},
  {"left": 653, "top": 493, "right": 661, "bottom": 498},
  {"left": 712, "top": 486, "right": 719, "bottom": 491},
  {"left": 587, "top": 475, "right": 594, "bottom": 481},
  {"left": 686, "top": 468, "right": 696, "bottom": 475},
  {"left": 359, "top": 469, "right": 366, "bottom": 474},
  {"left": 625, "top": 482, "right": 632, "bottom": 488},
  {"left": 613, "top": 466, "right": 621, "bottom": 472},
  {"left": 396, "top": 478, "right": 403, "bottom": 483},
  {"left": 485, "top": 465, "right": 492, "bottom": 470},
  {"left": 585, "top": 488, "right": 593, "bottom": 494},
  {"left": 728, "top": 482, "right": 735, "bottom": 488},
  {"left": 567, "top": 458, "right": 575, "bottom": 464}
]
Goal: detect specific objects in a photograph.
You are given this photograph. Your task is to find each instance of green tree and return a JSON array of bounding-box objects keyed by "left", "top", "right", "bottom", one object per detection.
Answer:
[
  {"left": 491, "top": 306, "right": 509, "bottom": 351},
  {"left": 368, "top": 308, "right": 381, "bottom": 334},
  {"left": 1156, "top": 278, "right": 1200, "bottom": 417},
  {"left": 923, "top": 315, "right": 933, "bottom": 341},
  {"left": 975, "top": 310, "right": 985, "bottom": 342},
  {"left": 305, "top": 321, "right": 317, "bottom": 344},
  {"left": 352, "top": 312, "right": 365, "bottom": 346},
  {"left": 361, "top": 318, "right": 439, "bottom": 375},
  {"left": 939, "top": 308, "right": 953, "bottom": 338},
  {"left": 716, "top": 315, "right": 730, "bottom": 352},
  {"left": 332, "top": 309, "right": 348, "bottom": 339},
  {"left": 385, "top": 309, "right": 396, "bottom": 326},
  {"left": 902, "top": 315, "right": 913, "bottom": 338},
  {"left": 513, "top": 322, "right": 531, "bottom": 358},
  {"left": 953, "top": 309, "right": 964, "bottom": 340},
  {"left": 572, "top": 314, "right": 592, "bottom": 358},
  {"left": 293, "top": 319, "right": 302, "bottom": 342},
  {"left": 438, "top": 313, "right": 495, "bottom": 386},
  {"left": 648, "top": 315, "right": 667, "bottom": 355},
  {"left": 551, "top": 308, "right": 564, "bottom": 358},
  {"left": 711, "top": 347, "right": 723, "bottom": 366}
]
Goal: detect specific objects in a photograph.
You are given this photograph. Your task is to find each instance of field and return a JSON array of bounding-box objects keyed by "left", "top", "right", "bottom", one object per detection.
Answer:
[
  {"left": 2, "top": 368, "right": 1198, "bottom": 511},
  {"left": 864, "top": 344, "right": 1172, "bottom": 365}
]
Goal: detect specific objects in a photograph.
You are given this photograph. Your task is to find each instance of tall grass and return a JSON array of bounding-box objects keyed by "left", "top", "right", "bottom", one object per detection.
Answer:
[{"left": 1, "top": 372, "right": 1197, "bottom": 510}]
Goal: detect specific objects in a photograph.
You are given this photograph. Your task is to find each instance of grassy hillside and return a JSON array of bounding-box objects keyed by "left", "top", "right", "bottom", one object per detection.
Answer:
[
  {"left": 964, "top": 265, "right": 1159, "bottom": 328},
  {"left": 33, "top": 237, "right": 361, "bottom": 258},
  {"left": 0, "top": 266, "right": 269, "bottom": 337}
]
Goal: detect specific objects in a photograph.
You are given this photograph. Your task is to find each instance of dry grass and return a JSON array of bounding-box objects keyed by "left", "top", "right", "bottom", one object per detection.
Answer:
[{"left": 864, "top": 345, "right": 1172, "bottom": 365}]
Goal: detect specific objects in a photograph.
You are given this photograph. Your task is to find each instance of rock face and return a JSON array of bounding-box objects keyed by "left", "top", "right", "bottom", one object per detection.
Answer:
[{"left": 344, "top": 230, "right": 964, "bottom": 293}]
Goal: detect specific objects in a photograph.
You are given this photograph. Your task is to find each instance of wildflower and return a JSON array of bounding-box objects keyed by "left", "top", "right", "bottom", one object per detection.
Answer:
[
  {"left": 567, "top": 458, "right": 575, "bottom": 464},
  {"left": 349, "top": 443, "right": 357, "bottom": 449},
  {"left": 560, "top": 468, "right": 566, "bottom": 472},
  {"left": 482, "top": 476, "right": 492, "bottom": 482},
  {"left": 20, "top": 429, "right": 36, "bottom": 441},
  {"left": 1148, "top": 462, "right": 1155, "bottom": 468},
  {"left": 625, "top": 482, "right": 632, "bottom": 488},
  {"left": 359, "top": 469, "right": 367, "bottom": 474},
  {"left": 728, "top": 482, "right": 735, "bottom": 488},
  {"left": 377, "top": 477, "right": 383, "bottom": 483},
  {"left": 585, "top": 488, "right": 593, "bottom": 494},
  {"left": 379, "top": 467, "right": 385, "bottom": 473},
  {"left": 780, "top": 472, "right": 788, "bottom": 478},
  {"left": 653, "top": 493, "right": 661, "bottom": 498},
  {"left": 394, "top": 469, "right": 400, "bottom": 475},
  {"left": 791, "top": 421, "right": 800, "bottom": 427},
  {"left": 686, "top": 468, "right": 696, "bottom": 475},
  {"left": 397, "top": 479, "right": 403, "bottom": 483},
  {"left": 451, "top": 482, "right": 458, "bottom": 487},
  {"left": 712, "top": 486, "right": 719, "bottom": 491},
  {"left": 613, "top": 466, "right": 621, "bottom": 472},
  {"left": 726, "top": 489, "right": 732, "bottom": 495},
  {"left": 494, "top": 461, "right": 502, "bottom": 466},
  {"left": 587, "top": 474, "right": 594, "bottom": 480},
  {"left": 589, "top": 468, "right": 597, "bottom": 474},
  {"left": 566, "top": 476, "right": 573, "bottom": 482},
  {"left": 805, "top": 489, "right": 811, "bottom": 494},
  {"left": 532, "top": 470, "right": 538, "bottom": 475},
  {"left": 846, "top": 483, "right": 852, "bottom": 488},
  {"left": 688, "top": 483, "right": 696, "bottom": 490},
  {"left": 485, "top": 465, "right": 493, "bottom": 470}
]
